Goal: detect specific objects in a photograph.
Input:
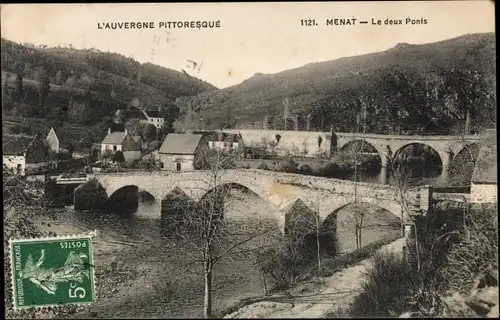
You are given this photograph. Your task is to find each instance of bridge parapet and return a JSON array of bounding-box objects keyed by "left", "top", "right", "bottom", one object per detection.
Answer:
[{"left": 91, "top": 169, "right": 426, "bottom": 220}]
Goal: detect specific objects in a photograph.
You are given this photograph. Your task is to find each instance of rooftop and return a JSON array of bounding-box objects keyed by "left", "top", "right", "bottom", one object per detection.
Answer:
[
  {"left": 145, "top": 110, "right": 162, "bottom": 118},
  {"left": 102, "top": 131, "right": 127, "bottom": 145},
  {"left": 159, "top": 133, "right": 204, "bottom": 155}
]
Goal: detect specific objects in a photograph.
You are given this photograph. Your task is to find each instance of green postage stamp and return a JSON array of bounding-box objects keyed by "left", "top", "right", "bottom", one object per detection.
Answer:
[{"left": 9, "top": 231, "right": 97, "bottom": 309}]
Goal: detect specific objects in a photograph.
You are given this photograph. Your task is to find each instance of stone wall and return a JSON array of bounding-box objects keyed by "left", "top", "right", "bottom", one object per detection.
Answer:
[
  {"left": 222, "top": 129, "right": 333, "bottom": 158},
  {"left": 470, "top": 183, "right": 498, "bottom": 203}
]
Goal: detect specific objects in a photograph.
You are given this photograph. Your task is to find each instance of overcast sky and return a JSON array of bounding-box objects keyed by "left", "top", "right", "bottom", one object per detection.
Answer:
[{"left": 1, "top": 2, "right": 495, "bottom": 89}]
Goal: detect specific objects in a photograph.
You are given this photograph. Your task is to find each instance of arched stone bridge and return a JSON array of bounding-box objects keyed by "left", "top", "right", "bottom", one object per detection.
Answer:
[
  {"left": 87, "top": 169, "right": 432, "bottom": 233},
  {"left": 335, "top": 132, "right": 483, "bottom": 181}
]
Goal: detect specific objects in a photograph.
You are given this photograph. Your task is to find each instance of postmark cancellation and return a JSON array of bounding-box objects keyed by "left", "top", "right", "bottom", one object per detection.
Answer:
[{"left": 8, "top": 231, "right": 98, "bottom": 310}]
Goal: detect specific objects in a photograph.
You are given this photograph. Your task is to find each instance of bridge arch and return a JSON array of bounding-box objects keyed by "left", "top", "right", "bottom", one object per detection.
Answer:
[
  {"left": 104, "top": 185, "right": 158, "bottom": 213},
  {"left": 322, "top": 201, "right": 402, "bottom": 252},
  {"left": 338, "top": 139, "right": 381, "bottom": 155},
  {"left": 392, "top": 143, "right": 444, "bottom": 177},
  {"left": 198, "top": 182, "right": 279, "bottom": 222},
  {"left": 338, "top": 139, "right": 383, "bottom": 174}
]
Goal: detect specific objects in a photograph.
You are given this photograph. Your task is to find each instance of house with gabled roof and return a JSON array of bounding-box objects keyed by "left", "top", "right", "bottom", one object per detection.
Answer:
[
  {"left": 100, "top": 128, "right": 142, "bottom": 164},
  {"left": 45, "top": 127, "right": 60, "bottom": 154},
  {"left": 157, "top": 133, "right": 204, "bottom": 171},
  {"left": 113, "top": 107, "right": 165, "bottom": 129},
  {"left": 3, "top": 134, "right": 53, "bottom": 176}
]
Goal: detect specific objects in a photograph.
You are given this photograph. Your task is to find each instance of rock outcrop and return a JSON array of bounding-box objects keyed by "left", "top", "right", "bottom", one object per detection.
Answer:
[{"left": 441, "top": 264, "right": 499, "bottom": 318}]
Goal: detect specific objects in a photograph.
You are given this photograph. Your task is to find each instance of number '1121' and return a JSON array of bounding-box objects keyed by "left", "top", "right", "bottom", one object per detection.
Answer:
[{"left": 301, "top": 19, "right": 317, "bottom": 26}]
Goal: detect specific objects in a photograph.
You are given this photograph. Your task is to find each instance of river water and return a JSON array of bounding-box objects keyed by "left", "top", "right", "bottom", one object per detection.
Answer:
[
  {"left": 34, "top": 187, "right": 400, "bottom": 318},
  {"left": 36, "top": 193, "right": 285, "bottom": 318}
]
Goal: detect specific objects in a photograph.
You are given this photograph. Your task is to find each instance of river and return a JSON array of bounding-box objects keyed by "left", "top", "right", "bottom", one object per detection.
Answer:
[{"left": 33, "top": 187, "right": 400, "bottom": 318}]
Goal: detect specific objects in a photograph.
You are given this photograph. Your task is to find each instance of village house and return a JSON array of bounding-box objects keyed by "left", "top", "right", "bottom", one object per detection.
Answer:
[
  {"left": 45, "top": 127, "right": 60, "bottom": 154},
  {"left": 3, "top": 134, "right": 53, "bottom": 176},
  {"left": 44, "top": 127, "right": 71, "bottom": 155},
  {"left": 470, "top": 129, "right": 497, "bottom": 204},
  {"left": 195, "top": 130, "right": 243, "bottom": 152},
  {"left": 113, "top": 107, "right": 165, "bottom": 129},
  {"left": 100, "top": 128, "right": 142, "bottom": 164},
  {"left": 157, "top": 133, "right": 204, "bottom": 171}
]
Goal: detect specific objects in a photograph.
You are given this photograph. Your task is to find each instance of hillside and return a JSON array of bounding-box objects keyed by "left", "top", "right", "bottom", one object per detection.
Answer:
[
  {"left": 1, "top": 38, "right": 216, "bottom": 126},
  {"left": 174, "top": 33, "right": 496, "bottom": 135}
]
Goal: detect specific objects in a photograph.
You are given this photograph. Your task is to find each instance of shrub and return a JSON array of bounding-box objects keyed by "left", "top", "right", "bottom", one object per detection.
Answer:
[
  {"left": 255, "top": 242, "right": 310, "bottom": 292},
  {"left": 278, "top": 159, "right": 299, "bottom": 173},
  {"left": 329, "top": 205, "right": 498, "bottom": 318},
  {"left": 257, "top": 162, "right": 269, "bottom": 170},
  {"left": 112, "top": 150, "right": 125, "bottom": 163},
  {"left": 350, "top": 251, "right": 417, "bottom": 317},
  {"left": 298, "top": 164, "right": 314, "bottom": 176},
  {"left": 436, "top": 206, "right": 498, "bottom": 294}
]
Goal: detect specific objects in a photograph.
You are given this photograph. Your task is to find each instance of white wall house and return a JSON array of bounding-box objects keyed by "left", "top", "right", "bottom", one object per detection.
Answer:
[
  {"left": 45, "top": 127, "right": 60, "bottom": 154},
  {"left": 3, "top": 134, "right": 52, "bottom": 176},
  {"left": 113, "top": 107, "right": 165, "bottom": 129},
  {"left": 101, "top": 128, "right": 142, "bottom": 164},
  {"left": 158, "top": 133, "right": 204, "bottom": 171}
]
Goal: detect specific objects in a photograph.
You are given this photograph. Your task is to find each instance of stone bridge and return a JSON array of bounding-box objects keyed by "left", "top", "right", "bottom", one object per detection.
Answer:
[
  {"left": 85, "top": 169, "right": 432, "bottom": 234},
  {"left": 335, "top": 132, "right": 483, "bottom": 181},
  {"left": 220, "top": 129, "right": 484, "bottom": 182}
]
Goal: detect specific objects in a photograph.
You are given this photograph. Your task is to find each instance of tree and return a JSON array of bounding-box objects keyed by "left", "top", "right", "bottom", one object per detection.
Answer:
[
  {"left": 275, "top": 134, "right": 282, "bottom": 145},
  {"left": 165, "top": 149, "right": 275, "bottom": 318},
  {"left": 68, "top": 99, "right": 89, "bottom": 124},
  {"left": 164, "top": 103, "right": 180, "bottom": 134},
  {"left": 3, "top": 173, "right": 74, "bottom": 318},
  {"left": 15, "top": 73, "right": 24, "bottom": 100},
  {"left": 112, "top": 150, "right": 125, "bottom": 163},
  {"left": 389, "top": 156, "right": 425, "bottom": 273},
  {"left": 282, "top": 97, "right": 290, "bottom": 130},
  {"left": 142, "top": 123, "right": 157, "bottom": 142},
  {"left": 34, "top": 67, "right": 50, "bottom": 110}
]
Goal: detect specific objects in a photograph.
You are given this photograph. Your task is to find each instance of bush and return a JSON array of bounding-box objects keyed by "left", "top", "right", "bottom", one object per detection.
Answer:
[
  {"left": 437, "top": 206, "right": 498, "bottom": 294},
  {"left": 348, "top": 251, "right": 417, "bottom": 317},
  {"left": 329, "top": 205, "right": 498, "bottom": 318},
  {"left": 257, "top": 162, "right": 269, "bottom": 170},
  {"left": 298, "top": 164, "right": 314, "bottom": 176},
  {"left": 278, "top": 159, "right": 299, "bottom": 173},
  {"left": 255, "top": 242, "right": 311, "bottom": 292}
]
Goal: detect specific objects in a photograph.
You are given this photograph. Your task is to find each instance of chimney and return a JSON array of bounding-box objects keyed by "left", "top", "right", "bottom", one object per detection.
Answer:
[{"left": 108, "top": 127, "right": 111, "bottom": 135}]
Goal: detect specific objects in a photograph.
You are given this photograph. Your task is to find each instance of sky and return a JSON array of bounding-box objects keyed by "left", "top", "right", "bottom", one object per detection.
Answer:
[{"left": 1, "top": 2, "right": 495, "bottom": 89}]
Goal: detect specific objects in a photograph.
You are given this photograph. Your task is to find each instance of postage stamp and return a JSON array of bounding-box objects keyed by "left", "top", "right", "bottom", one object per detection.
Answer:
[{"left": 9, "top": 231, "right": 97, "bottom": 309}]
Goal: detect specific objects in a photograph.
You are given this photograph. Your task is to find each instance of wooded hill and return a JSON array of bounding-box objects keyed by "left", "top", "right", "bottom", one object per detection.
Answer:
[
  {"left": 1, "top": 38, "right": 216, "bottom": 126},
  {"left": 174, "top": 33, "right": 496, "bottom": 135}
]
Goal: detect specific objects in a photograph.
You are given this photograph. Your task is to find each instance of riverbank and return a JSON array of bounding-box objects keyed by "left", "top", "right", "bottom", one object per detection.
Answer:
[{"left": 222, "top": 237, "right": 406, "bottom": 318}]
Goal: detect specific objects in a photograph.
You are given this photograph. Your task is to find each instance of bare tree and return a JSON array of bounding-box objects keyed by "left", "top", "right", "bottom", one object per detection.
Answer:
[
  {"left": 389, "top": 157, "right": 425, "bottom": 272},
  {"left": 165, "top": 148, "right": 277, "bottom": 318}
]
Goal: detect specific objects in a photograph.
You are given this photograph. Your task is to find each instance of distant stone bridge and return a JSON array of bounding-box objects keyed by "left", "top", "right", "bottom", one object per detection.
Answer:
[
  {"left": 83, "top": 169, "right": 432, "bottom": 234},
  {"left": 221, "top": 129, "right": 484, "bottom": 182},
  {"left": 335, "top": 132, "right": 483, "bottom": 173}
]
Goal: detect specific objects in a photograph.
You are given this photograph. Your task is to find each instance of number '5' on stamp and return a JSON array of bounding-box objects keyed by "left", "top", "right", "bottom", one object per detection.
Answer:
[{"left": 9, "top": 231, "right": 97, "bottom": 309}]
